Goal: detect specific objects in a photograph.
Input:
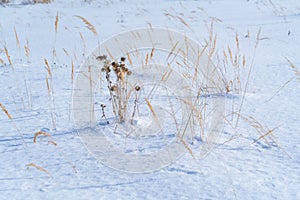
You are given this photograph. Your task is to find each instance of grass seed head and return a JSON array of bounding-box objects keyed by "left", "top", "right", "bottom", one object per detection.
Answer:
[{"left": 135, "top": 85, "right": 141, "bottom": 91}]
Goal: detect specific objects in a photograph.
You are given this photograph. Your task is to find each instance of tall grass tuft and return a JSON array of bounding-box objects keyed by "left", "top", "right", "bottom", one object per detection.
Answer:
[
  {"left": 44, "top": 58, "right": 56, "bottom": 129},
  {"left": 286, "top": 58, "right": 300, "bottom": 82}
]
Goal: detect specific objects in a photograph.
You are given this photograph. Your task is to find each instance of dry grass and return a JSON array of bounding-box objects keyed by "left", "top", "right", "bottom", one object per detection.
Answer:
[
  {"left": 26, "top": 163, "right": 51, "bottom": 176},
  {"left": 63, "top": 48, "right": 69, "bottom": 57},
  {"left": 234, "top": 28, "right": 261, "bottom": 129},
  {"left": 33, "top": 0, "right": 52, "bottom": 4},
  {"left": 47, "top": 140, "right": 57, "bottom": 146},
  {"left": 286, "top": 58, "right": 300, "bottom": 82},
  {"left": 79, "top": 32, "right": 86, "bottom": 58},
  {"left": 100, "top": 57, "right": 136, "bottom": 123},
  {"left": 13, "top": 27, "right": 21, "bottom": 57},
  {"left": 180, "top": 137, "right": 195, "bottom": 158},
  {"left": 44, "top": 58, "right": 56, "bottom": 129},
  {"left": 55, "top": 11, "right": 59, "bottom": 33},
  {"left": 45, "top": 76, "right": 50, "bottom": 95},
  {"left": 0, "top": 103, "right": 12, "bottom": 120},
  {"left": 0, "top": 9, "right": 288, "bottom": 174},
  {"left": 33, "top": 131, "right": 51, "bottom": 144},
  {"left": 126, "top": 52, "right": 133, "bottom": 65},
  {"left": 71, "top": 60, "right": 74, "bottom": 82},
  {"left": 44, "top": 58, "right": 52, "bottom": 77},
  {"left": 145, "top": 98, "right": 157, "bottom": 119},
  {"left": 75, "top": 15, "right": 98, "bottom": 36},
  {"left": 266, "top": 77, "right": 294, "bottom": 102},
  {"left": 225, "top": 112, "right": 290, "bottom": 158},
  {"left": 3, "top": 45, "right": 14, "bottom": 70},
  {"left": 24, "top": 39, "right": 30, "bottom": 62},
  {"left": 0, "top": 0, "right": 51, "bottom": 3},
  {"left": 32, "top": 131, "right": 77, "bottom": 173}
]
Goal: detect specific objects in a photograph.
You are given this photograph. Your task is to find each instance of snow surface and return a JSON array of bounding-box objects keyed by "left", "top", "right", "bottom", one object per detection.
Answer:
[{"left": 0, "top": 0, "right": 300, "bottom": 199}]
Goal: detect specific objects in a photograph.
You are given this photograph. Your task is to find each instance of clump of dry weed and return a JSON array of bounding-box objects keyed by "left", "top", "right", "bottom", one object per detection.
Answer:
[{"left": 99, "top": 56, "right": 140, "bottom": 124}]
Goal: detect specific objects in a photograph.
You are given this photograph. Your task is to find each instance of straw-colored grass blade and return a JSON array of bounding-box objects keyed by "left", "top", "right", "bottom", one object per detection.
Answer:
[
  {"left": 71, "top": 60, "right": 74, "bottom": 81},
  {"left": 0, "top": 103, "right": 12, "bottom": 120},
  {"left": 14, "top": 27, "right": 21, "bottom": 51},
  {"left": 79, "top": 32, "right": 86, "bottom": 56},
  {"left": 145, "top": 98, "right": 165, "bottom": 135},
  {"left": 44, "top": 58, "right": 52, "bottom": 77},
  {"left": 127, "top": 52, "right": 133, "bottom": 65},
  {"left": 145, "top": 98, "right": 156, "bottom": 119},
  {"left": 26, "top": 163, "right": 51, "bottom": 176},
  {"left": 3, "top": 45, "right": 14, "bottom": 70},
  {"left": 52, "top": 48, "right": 57, "bottom": 61},
  {"left": 46, "top": 76, "right": 50, "bottom": 95},
  {"left": 48, "top": 140, "right": 57, "bottom": 146},
  {"left": 209, "top": 35, "right": 217, "bottom": 57},
  {"left": 177, "top": 16, "right": 191, "bottom": 30},
  {"left": 255, "top": 28, "right": 261, "bottom": 48},
  {"left": 24, "top": 43, "right": 30, "bottom": 59},
  {"left": 286, "top": 58, "right": 300, "bottom": 82},
  {"left": 167, "top": 41, "right": 179, "bottom": 61},
  {"left": 235, "top": 32, "right": 240, "bottom": 51},
  {"left": 33, "top": 131, "right": 51, "bottom": 144},
  {"left": 251, "top": 127, "right": 278, "bottom": 145},
  {"left": 55, "top": 11, "right": 59, "bottom": 33},
  {"left": 150, "top": 48, "right": 155, "bottom": 60},
  {"left": 180, "top": 137, "right": 195, "bottom": 159},
  {"left": 145, "top": 53, "right": 149, "bottom": 66},
  {"left": 63, "top": 48, "right": 69, "bottom": 56},
  {"left": 228, "top": 46, "right": 233, "bottom": 63}
]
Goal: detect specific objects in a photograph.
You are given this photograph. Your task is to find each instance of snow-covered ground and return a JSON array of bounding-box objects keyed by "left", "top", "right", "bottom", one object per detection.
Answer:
[{"left": 0, "top": 0, "right": 300, "bottom": 199}]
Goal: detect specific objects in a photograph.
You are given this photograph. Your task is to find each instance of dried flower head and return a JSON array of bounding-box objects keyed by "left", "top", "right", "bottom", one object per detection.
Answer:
[
  {"left": 135, "top": 85, "right": 141, "bottom": 91},
  {"left": 96, "top": 55, "right": 107, "bottom": 61},
  {"left": 100, "top": 104, "right": 106, "bottom": 108},
  {"left": 111, "top": 85, "right": 118, "bottom": 91}
]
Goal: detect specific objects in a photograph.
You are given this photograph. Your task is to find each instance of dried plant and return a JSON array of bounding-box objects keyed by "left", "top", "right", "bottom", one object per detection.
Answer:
[
  {"left": 0, "top": 103, "right": 12, "bottom": 120},
  {"left": 286, "top": 58, "right": 300, "bottom": 82},
  {"left": 98, "top": 56, "right": 142, "bottom": 125},
  {"left": 71, "top": 60, "right": 75, "bottom": 82},
  {"left": 44, "top": 59, "right": 52, "bottom": 77},
  {"left": 44, "top": 59, "right": 56, "bottom": 129},
  {"left": 47, "top": 140, "right": 57, "bottom": 146},
  {"left": 55, "top": 11, "right": 59, "bottom": 33},
  {"left": 0, "top": 58, "right": 4, "bottom": 66},
  {"left": 79, "top": 32, "right": 86, "bottom": 58},
  {"left": 3, "top": 45, "right": 14, "bottom": 70},
  {"left": 13, "top": 27, "right": 21, "bottom": 58},
  {"left": 26, "top": 163, "right": 51, "bottom": 176},
  {"left": 24, "top": 39, "right": 30, "bottom": 63},
  {"left": 75, "top": 15, "right": 98, "bottom": 36},
  {"left": 234, "top": 28, "right": 261, "bottom": 128},
  {"left": 130, "top": 86, "right": 140, "bottom": 124},
  {"left": 100, "top": 104, "right": 109, "bottom": 124},
  {"left": 33, "top": 131, "right": 51, "bottom": 144},
  {"left": 33, "top": 0, "right": 52, "bottom": 4}
]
